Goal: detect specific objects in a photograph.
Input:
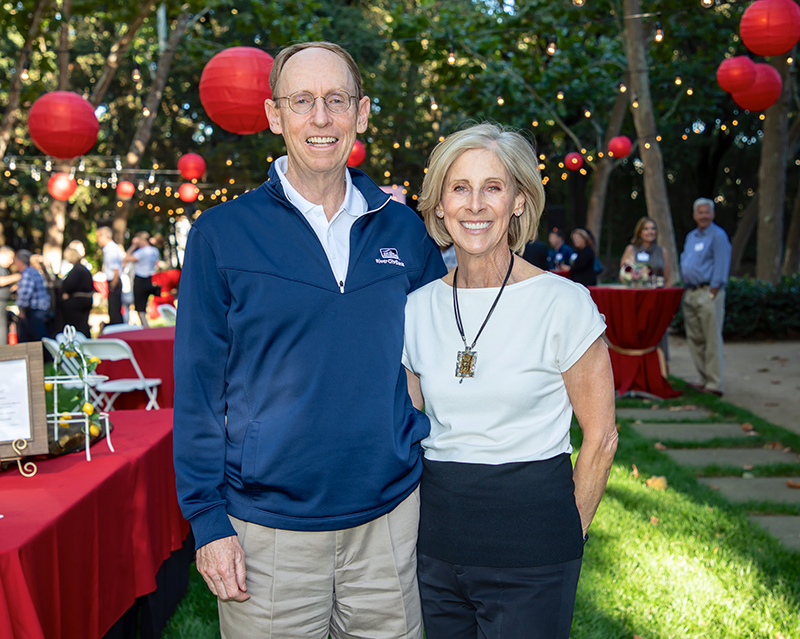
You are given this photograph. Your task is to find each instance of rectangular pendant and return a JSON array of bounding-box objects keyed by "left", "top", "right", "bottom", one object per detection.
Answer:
[{"left": 455, "top": 349, "right": 477, "bottom": 379}]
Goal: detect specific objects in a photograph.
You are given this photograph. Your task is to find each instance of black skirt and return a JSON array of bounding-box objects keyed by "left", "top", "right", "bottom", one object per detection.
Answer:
[{"left": 418, "top": 453, "right": 584, "bottom": 568}]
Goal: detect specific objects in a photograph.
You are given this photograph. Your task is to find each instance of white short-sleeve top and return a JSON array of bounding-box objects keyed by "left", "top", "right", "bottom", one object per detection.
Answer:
[{"left": 403, "top": 272, "right": 605, "bottom": 465}]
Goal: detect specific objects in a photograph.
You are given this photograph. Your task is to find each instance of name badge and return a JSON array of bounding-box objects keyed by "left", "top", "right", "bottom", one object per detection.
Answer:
[
  {"left": 636, "top": 251, "right": 650, "bottom": 262},
  {"left": 694, "top": 242, "right": 705, "bottom": 252},
  {"left": 555, "top": 252, "right": 563, "bottom": 261}
]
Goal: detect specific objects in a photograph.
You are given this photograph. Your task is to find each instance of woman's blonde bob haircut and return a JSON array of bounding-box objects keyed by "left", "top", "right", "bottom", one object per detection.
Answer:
[
  {"left": 418, "top": 123, "right": 545, "bottom": 254},
  {"left": 630, "top": 216, "right": 658, "bottom": 246}
]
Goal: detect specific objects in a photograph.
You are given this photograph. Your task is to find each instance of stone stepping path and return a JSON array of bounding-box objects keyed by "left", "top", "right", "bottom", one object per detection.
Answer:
[
  {"left": 631, "top": 422, "right": 748, "bottom": 442},
  {"left": 665, "top": 448, "right": 800, "bottom": 467},
  {"left": 622, "top": 402, "right": 800, "bottom": 550},
  {"left": 749, "top": 516, "right": 800, "bottom": 551},
  {"left": 617, "top": 408, "right": 718, "bottom": 422},
  {"left": 698, "top": 477, "right": 800, "bottom": 505}
]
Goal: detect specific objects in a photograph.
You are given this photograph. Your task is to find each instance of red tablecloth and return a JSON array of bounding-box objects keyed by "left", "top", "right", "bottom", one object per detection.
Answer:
[
  {"left": 0, "top": 409, "right": 190, "bottom": 639},
  {"left": 96, "top": 326, "right": 175, "bottom": 409},
  {"left": 588, "top": 285, "right": 684, "bottom": 398}
]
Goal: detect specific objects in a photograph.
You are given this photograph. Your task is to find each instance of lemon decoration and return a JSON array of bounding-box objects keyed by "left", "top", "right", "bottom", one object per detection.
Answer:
[
  {"left": 44, "top": 382, "right": 53, "bottom": 391},
  {"left": 89, "top": 424, "right": 101, "bottom": 437},
  {"left": 82, "top": 402, "right": 94, "bottom": 416}
]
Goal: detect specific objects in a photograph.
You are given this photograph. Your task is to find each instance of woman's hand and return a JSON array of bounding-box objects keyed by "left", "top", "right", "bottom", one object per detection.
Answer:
[
  {"left": 405, "top": 368, "right": 425, "bottom": 411},
  {"left": 562, "top": 337, "right": 618, "bottom": 536}
]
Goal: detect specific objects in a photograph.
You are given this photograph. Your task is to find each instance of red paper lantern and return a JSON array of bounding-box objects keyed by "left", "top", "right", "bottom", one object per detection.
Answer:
[
  {"left": 607, "top": 136, "right": 633, "bottom": 159},
  {"left": 740, "top": 0, "right": 800, "bottom": 57},
  {"left": 178, "top": 153, "right": 206, "bottom": 180},
  {"left": 731, "top": 62, "right": 783, "bottom": 111},
  {"left": 347, "top": 140, "right": 366, "bottom": 167},
  {"left": 565, "top": 152, "right": 583, "bottom": 171},
  {"left": 47, "top": 172, "right": 77, "bottom": 201},
  {"left": 178, "top": 183, "right": 199, "bottom": 203},
  {"left": 116, "top": 180, "right": 136, "bottom": 201},
  {"left": 199, "top": 47, "right": 273, "bottom": 135},
  {"left": 716, "top": 56, "right": 757, "bottom": 94},
  {"left": 28, "top": 91, "right": 99, "bottom": 159}
]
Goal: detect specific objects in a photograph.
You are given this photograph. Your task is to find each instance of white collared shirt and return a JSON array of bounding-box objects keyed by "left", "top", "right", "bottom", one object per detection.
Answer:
[{"left": 274, "top": 156, "right": 368, "bottom": 289}]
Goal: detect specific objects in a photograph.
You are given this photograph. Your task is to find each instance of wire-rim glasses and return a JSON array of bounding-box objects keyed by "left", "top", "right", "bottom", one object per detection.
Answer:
[{"left": 273, "top": 91, "right": 358, "bottom": 115}]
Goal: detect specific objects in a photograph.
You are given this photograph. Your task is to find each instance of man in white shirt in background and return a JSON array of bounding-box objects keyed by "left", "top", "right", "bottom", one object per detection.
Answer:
[
  {"left": 97, "top": 226, "right": 125, "bottom": 325},
  {"left": 124, "top": 231, "right": 160, "bottom": 327}
]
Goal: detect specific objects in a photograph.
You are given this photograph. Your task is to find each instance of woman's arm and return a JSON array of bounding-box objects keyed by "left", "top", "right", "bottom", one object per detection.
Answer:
[
  {"left": 405, "top": 368, "right": 425, "bottom": 411},
  {"left": 661, "top": 246, "right": 671, "bottom": 284},
  {"left": 562, "top": 337, "right": 618, "bottom": 536}
]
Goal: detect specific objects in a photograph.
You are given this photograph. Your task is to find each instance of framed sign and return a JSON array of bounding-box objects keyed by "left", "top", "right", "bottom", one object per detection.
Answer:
[{"left": 0, "top": 343, "right": 49, "bottom": 460}]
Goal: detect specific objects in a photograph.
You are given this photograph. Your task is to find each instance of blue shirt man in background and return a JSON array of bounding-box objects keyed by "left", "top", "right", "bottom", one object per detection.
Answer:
[
  {"left": 679, "top": 197, "right": 731, "bottom": 396},
  {"left": 13, "top": 249, "right": 51, "bottom": 342}
]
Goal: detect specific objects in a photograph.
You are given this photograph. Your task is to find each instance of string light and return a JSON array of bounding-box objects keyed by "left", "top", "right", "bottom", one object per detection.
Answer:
[
  {"left": 556, "top": 89, "right": 565, "bottom": 100},
  {"left": 447, "top": 47, "right": 456, "bottom": 65},
  {"left": 496, "top": 95, "right": 505, "bottom": 105},
  {"left": 584, "top": 108, "right": 591, "bottom": 118},
  {"left": 8, "top": 158, "right": 15, "bottom": 170},
  {"left": 701, "top": 0, "right": 713, "bottom": 6},
  {"left": 788, "top": 57, "right": 794, "bottom": 64},
  {"left": 532, "top": 119, "right": 539, "bottom": 127},
  {"left": 654, "top": 21, "right": 664, "bottom": 43},
  {"left": 572, "top": 0, "right": 585, "bottom": 5},
  {"left": 78, "top": 157, "right": 85, "bottom": 171},
  {"left": 430, "top": 97, "right": 438, "bottom": 111},
  {"left": 619, "top": 82, "right": 627, "bottom": 93},
  {"left": 686, "top": 87, "right": 694, "bottom": 95},
  {"left": 546, "top": 38, "right": 557, "bottom": 56},
  {"left": 143, "top": 106, "right": 150, "bottom": 117},
  {"left": 148, "top": 170, "right": 155, "bottom": 183},
  {"left": 632, "top": 95, "right": 640, "bottom": 108},
  {"left": 21, "top": 60, "right": 30, "bottom": 81},
  {"left": 393, "top": 141, "right": 400, "bottom": 148},
  {"left": 45, "top": 159, "right": 51, "bottom": 171},
  {"left": 132, "top": 62, "right": 141, "bottom": 82},
  {"left": 675, "top": 76, "right": 682, "bottom": 85}
]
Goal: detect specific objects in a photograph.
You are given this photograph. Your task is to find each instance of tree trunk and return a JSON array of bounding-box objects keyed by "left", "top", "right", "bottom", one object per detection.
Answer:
[
  {"left": 112, "top": 10, "right": 193, "bottom": 243},
  {"left": 0, "top": 0, "right": 50, "bottom": 160},
  {"left": 57, "top": 0, "right": 71, "bottom": 89},
  {"left": 585, "top": 89, "right": 629, "bottom": 242},
  {"left": 89, "top": 0, "right": 158, "bottom": 108},
  {"left": 782, "top": 182, "right": 800, "bottom": 275},
  {"left": 730, "top": 194, "right": 759, "bottom": 276},
  {"left": 622, "top": 0, "right": 678, "bottom": 284},
  {"left": 756, "top": 53, "right": 793, "bottom": 284}
]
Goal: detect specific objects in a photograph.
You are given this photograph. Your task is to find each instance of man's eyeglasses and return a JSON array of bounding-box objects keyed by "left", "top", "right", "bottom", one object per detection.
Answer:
[{"left": 273, "top": 91, "right": 358, "bottom": 115}]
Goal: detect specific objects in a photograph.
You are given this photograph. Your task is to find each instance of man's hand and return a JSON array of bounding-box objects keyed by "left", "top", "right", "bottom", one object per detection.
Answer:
[
  {"left": 710, "top": 286, "right": 720, "bottom": 298},
  {"left": 196, "top": 535, "right": 250, "bottom": 602}
]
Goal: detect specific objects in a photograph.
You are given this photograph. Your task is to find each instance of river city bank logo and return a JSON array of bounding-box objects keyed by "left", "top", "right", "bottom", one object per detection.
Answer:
[{"left": 376, "top": 248, "right": 405, "bottom": 267}]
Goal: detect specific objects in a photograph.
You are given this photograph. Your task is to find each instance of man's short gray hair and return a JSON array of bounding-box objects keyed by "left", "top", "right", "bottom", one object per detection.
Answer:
[
  {"left": 15, "top": 249, "right": 31, "bottom": 266},
  {"left": 693, "top": 197, "right": 715, "bottom": 213}
]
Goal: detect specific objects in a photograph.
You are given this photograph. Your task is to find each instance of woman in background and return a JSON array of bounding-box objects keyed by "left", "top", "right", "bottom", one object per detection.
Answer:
[
  {"left": 60, "top": 247, "right": 95, "bottom": 337},
  {"left": 568, "top": 228, "right": 597, "bottom": 287},
  {"left": 620, "top": 216, "right": 670, "bottom": 283}
]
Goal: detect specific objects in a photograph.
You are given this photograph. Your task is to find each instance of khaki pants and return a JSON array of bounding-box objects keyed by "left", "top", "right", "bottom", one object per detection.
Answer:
[
  {"left": 682, "top": 287, "right": 725, "bottom": 393},
  {"left": 219, "top": 489, "right": 422, "bottom": 639}
]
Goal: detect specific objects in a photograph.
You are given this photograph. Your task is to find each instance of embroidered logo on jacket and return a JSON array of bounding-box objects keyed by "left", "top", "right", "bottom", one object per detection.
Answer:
[{"left": 376, "top": 247, "right": 405, "bottom": 267}]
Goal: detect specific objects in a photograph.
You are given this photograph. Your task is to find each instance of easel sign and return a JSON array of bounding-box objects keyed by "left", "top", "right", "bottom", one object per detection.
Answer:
[{"left": 0, "top": 343, "right": 48, "bottom": 475}]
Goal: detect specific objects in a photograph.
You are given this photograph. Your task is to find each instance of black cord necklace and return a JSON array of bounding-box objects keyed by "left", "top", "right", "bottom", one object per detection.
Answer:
[{"left": 453, "top": 250, "right": 515, "bottom": 382}]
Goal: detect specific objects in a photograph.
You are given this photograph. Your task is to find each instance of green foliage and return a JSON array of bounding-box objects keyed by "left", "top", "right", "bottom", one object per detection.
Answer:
[{"left": 671, "top": 275, "right": 800, "bottom": 338}]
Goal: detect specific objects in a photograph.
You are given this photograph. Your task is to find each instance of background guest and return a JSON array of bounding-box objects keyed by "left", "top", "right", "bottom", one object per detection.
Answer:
[
  {"left": 569, "top": 228, "right": 598, "bottom": 287},
  {"left": 124, "top": 231, "right": 161, "bottom": 327},
  {"left": 97, "top": 226, "right": 124, "bottom": 325},
  {"left": 13, "top": 249, "right": 50, "bottom": 342},
  {"left": 0, "top": 246, "right": 20, "bottom": 345},
  {"left": 620, "top": 216, "right": 670, "bottom": 283},
  {"left": 522, "top": 238, "right": 548, "bottom": 269},
  {"left": 60, "top": 247, "right": 95, "bottom": 337},
  {"left": 546, "top": 227, "right": 572, "bottom": 270}
]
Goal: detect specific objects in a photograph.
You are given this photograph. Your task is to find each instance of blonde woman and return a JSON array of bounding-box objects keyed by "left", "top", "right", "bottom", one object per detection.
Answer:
[
  {"left": 620, "top": 216, "right": 670, "bottom": 282},
  {"left": 403, "top": 123, "right": 618, "bottom": 638}
]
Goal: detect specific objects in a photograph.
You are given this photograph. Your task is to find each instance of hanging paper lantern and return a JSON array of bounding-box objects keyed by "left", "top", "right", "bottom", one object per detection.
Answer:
[
  {"left": 116, "top": 180, "right": 136, "bottom": 201},
  {"left": 565, "top": 152, "right": 583, "bottom": 171},
  {"left": 28, "top": 91, "right": 99, "bottom": 159},
  {"left": 178, "top": 183, "right": 199, "bottom": 203},
  {"left": 347, "top": 140, "right": 366, "bottom": 167},
  {"left": 716, "top": 56, "right": 757, "bottom": 94},
  {"left": 731, "top": 62, "right": 783, "bottom": 111},
  {"left": 47, "top": 172, "right": 77, "bottom": 200},
  {"left": 178, "top": 153, "right": 206, "bottom": 180},
  {"left": 607, "top": 136, "right": 633, "bottom": 159},
  {"left": 740, "top": 0, "right": 800, "bottom": 57},
  {"left": 199, "top": 47, "right": 273, "bottom": 135}
]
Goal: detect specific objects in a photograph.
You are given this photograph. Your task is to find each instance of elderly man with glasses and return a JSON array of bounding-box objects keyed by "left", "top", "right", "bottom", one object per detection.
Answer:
[{"left": 173, "top": 42, "right": 445, "bottom": 638}]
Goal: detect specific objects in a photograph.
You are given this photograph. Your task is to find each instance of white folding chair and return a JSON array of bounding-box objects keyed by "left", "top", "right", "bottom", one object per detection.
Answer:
[
  {"left": 101, "top": 324, "right": 143, "bottom": 335},
  {"left": 80, "top": 338, "right": 162, "bottom": 410},
  {"left": 43, "top": 336, "right": 104, "bottom": 408},
  {"left": 157, "top": 304, "right": 177, "bottom": 325}
]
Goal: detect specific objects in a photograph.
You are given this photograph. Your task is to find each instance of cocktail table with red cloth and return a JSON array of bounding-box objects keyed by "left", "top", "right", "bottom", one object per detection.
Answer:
[
  {"left": 96, "top": 326, "right": 175, "bottom": 409},
  {"left": 588, "top": 285, "right": 684, "bottom": 398},
  {"left": 0, "top": 409, "right": 190, "bottom": 639}
]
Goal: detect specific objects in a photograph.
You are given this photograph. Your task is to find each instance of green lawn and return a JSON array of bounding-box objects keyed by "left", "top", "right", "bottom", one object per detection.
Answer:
[{"left": 163, "top": 381, "right": 800, "bottom": 639}]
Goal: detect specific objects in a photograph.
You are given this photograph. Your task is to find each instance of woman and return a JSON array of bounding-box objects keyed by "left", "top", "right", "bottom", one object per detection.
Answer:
[
  {"left": 568, "top": 228, "right": 598, "bottom": 287},
  {"left": 403, "top": 123, "right": 617, "bottom": 638},
  {"left": 620, "top": 216, "right": 670, "bottom": 283},
  {"left": 60, "top": 247, "right": 95, "bottom": 337}
]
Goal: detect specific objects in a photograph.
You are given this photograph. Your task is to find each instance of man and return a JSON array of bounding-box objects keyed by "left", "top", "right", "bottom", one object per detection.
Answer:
[
  {"left": 680, "top": 197, "right": 731, "bottom": 396},
  {"left": 123, "top": 231, "right": 160, "bottom": 327},
  {"left": 546, "top": 227, "right": 572, "bottom": 270},
  {"left": 96, "top": 226, "right": 125, "bottom": 325},
  {"left": 0, "top": 246, "right": 21, "bottom": 344},
  {"left": 173, "top": 42, "right": 446, "bottom": 638},
  {"left": 521, "top": 238, "right": 548, "bottom": 269},
  {"left": 13, "top": 249, "right": 50, "bottom": 342}
]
